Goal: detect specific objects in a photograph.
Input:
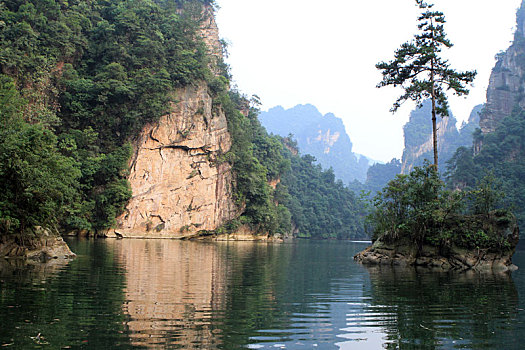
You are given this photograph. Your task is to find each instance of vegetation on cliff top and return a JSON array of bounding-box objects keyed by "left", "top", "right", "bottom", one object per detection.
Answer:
[
  {"left": 0, "top": 0, "right": 366, "bottom": 240},
  {"left": 0, "top": 0, "right": 215, "bottom": 236}
]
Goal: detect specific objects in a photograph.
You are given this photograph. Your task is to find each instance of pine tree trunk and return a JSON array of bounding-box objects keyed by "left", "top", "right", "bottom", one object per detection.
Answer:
[
  {"left": 431, "top": 58, "right": 438, "bottom": 168},
  {"left": 431, "top": 99, "right": 438, "bottom": 168}
]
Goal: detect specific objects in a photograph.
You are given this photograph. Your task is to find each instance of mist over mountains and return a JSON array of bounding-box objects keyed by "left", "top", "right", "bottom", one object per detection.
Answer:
[
  {"left": 259, "top": 104, "right": 372, "bottom": 184},
  {"left": 260, "top": 102, "right": 482, "bottom": 194}
]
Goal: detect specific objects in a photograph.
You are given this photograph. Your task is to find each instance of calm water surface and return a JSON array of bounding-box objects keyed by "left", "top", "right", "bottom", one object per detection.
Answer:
[{"left": 1, "top": 239, "right": 524, "bottom": 349}]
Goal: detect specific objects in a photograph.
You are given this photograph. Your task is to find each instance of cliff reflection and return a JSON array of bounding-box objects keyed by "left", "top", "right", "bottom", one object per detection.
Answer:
[
  {"left": 364, "top": 266, "right": 520, "bottom": 349},
  {"left": 115, "top": 240, "right": 288, "bottom": 349},
  {"left": 114, "top": 239, "right": 223, "bottom": 348}
]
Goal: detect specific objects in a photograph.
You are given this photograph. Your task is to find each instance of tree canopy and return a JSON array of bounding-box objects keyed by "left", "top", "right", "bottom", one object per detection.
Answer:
[{"left": 376, "top": 0, "right": 476, "bottom": 167}]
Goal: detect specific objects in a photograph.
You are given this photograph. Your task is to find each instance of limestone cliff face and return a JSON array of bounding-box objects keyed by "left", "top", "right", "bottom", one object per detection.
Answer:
[
  {"left": 401, "top": 115, "right": 455, "bottom": 174},
  {"left": 113, "top": 9, "right": 239, "bottom": 238},
  {"left": 400, "top": 101, "right": 480, "bottom": 174},
  {"left": 114, "top": 82, "right": 238, "bottom": 238},
  {"left": 481, "top": 3, "right": 525, "bottom": 133}
]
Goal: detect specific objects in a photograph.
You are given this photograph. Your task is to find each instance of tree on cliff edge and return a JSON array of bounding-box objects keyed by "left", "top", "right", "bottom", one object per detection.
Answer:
[{"left": 376, "top": 0, "right": 476, "bottom": 168}]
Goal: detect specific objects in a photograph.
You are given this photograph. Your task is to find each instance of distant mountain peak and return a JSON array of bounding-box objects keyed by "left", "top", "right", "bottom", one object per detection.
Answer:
[{"left": 259, "top": 104, "right": 371, "bottom": 183}]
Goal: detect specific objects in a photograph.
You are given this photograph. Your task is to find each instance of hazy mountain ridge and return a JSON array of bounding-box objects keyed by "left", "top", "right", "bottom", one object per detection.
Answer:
[{"left": 259, "top": 104, "right": 370, "bottom": 183}]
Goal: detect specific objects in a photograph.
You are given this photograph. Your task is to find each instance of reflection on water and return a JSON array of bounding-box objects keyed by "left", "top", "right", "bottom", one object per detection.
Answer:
[
  {"left": 115, "top": 240, "right": 296, "bottom": 349},
  {"left": 115, "top": 239, "right": 227, "bottom": 348},
  {"left": 0, "top": 239, "right": 525, "bottom": 349},
  {"left": 0, "top": 256, "right": 72, "bottom": 284},
  {"left": 356, "top": 266, "right": 520, "bottom": 349},
  {"left": 0, "top": 239, "right": 135, "bottom": 349}
]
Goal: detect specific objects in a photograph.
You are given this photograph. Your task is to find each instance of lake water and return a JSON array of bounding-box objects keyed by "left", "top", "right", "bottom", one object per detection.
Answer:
[{"left": 1, "top": 239, "right": 524, "bottom": 349}]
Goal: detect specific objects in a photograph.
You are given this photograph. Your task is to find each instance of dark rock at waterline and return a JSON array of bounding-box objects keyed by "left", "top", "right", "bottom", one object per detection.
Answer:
[
  {"left": 355, "top": 225, "right": 519, "bottom": 272},
  {"left": 0, "top": 227, "right": 76, "bottom": 262}
]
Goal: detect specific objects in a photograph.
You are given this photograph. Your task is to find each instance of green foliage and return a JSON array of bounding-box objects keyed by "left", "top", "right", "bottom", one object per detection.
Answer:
[
  {"left": 368, "top": 162, "right": 514, "bottom": 250},
  {"left": 359, "top": 158, "right": 402, "bottom": 196},
  {"left": 279, "top": 138, "right": 366, "bottom": 239},
  {"left": 0, "top": 0, "right": 213, "bottom": 234},
  {"left": 469, "top": 172, "right": 505, "bottom": 216},
  {"left": 220, "top": 90, "right": 292, "bottom": 235},
  {"left": 368, "top": 163, "right": 447, "bottom": 243},
  {"left": 220, "top": 92, "right": 365, "bottom": 239},
  {"left": 0, "top": 0, "right": 366, "bottom": 240},
  {"left": 0, "top": 75, "right": 81, "bottom": 235},
  {"left": 376, "top": 0, "right": 476, "bottom": 166},
  {"left": 447, "top": 108, "right": 525, "bottom": 228}
]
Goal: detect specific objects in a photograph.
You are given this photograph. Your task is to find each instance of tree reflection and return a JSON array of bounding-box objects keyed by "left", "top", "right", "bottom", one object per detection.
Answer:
[{"left": 364, "top": 266, "right": 519, "bottom": 349}]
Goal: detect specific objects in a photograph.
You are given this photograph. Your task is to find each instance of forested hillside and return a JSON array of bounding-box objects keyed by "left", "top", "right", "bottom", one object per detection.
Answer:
[
  {"left": 277, "top": 138, "right": 366, "bottom": 239},
  {"left": 0, "top": 0, "right": 220, "bottom": 236},
  {"left": 0, "top": 0, "right": 365, "bottom": 240},
  {"left": 447, "top": 2, "right": 525, "bottom": 230}
]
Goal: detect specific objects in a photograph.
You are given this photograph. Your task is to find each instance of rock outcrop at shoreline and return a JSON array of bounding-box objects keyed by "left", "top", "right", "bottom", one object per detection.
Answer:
[
  {"left": 0, "top": 227, "right": 76, "bottom": 262},
  {"left": 354, "top": 226, "right": 520, "bottom": 272}
]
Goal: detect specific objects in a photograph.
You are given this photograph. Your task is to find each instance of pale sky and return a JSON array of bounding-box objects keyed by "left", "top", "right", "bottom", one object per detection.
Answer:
[{"left": 216, "top": 0, "right": 522, "bottom": 162}]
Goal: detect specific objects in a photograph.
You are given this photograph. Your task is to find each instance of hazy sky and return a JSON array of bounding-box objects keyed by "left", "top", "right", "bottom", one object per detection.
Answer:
[{"left": 216, "top": 0, "right": 522, "bottom": 162}]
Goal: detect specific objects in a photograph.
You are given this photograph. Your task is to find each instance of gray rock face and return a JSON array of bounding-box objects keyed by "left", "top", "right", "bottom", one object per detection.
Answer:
[
  {"left": 481, "top": 4, "right": 525, "bottom": 134},
  {"left": 0, "top": 228, "right": 76, "bottom": 261},
  {"left": 400, "top": 101, "right": 481, "bottom": 174}
]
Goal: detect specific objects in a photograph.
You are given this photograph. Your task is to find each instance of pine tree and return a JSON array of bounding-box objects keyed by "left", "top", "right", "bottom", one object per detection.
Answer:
[{"left": 376, "top": 0, "right": 476, "bottom": 167}]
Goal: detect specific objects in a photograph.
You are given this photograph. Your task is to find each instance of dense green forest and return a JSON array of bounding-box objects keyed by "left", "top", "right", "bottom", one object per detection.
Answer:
[
  {"left": 0, "top": 0, "right": 365, "bottom": 239},
  {"left": 447, "top": 108, "right": 525, "bottom": 229},
  {"left": 278, "top": 137, "right": 366, "bottom": 239}
]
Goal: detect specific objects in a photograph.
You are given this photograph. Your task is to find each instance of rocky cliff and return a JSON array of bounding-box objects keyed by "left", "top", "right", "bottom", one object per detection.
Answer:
[
  {"left": 401, "top": 108, "right": 456, "bottom": 174},
  {"left": 401, "top": 101, "right": 481, "bottom": 174},
  {"left": 481, "top": 3, "right": 525, "bottom": 134},
  {"left": 113, "top": 82, "right": 239, "bottom": 238},
  {"left": 112, "top": 10, "right": 239, "bottom": 238}
]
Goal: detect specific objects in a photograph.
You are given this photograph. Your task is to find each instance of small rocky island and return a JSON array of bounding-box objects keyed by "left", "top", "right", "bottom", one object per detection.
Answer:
[
  {"left": 355, "top": 211, "right": 520, "bottom": 272},
  {"left": 355, "top": 166, "right": 520, "bottom": 272}
]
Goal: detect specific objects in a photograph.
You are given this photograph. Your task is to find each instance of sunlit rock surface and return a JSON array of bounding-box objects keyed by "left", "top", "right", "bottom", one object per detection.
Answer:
[
  {"left": 112, "top": 10, "right": 240, "bottom": 238},
  {"left": 113, "top": 82, "right": 238, "bottom": 238}
]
